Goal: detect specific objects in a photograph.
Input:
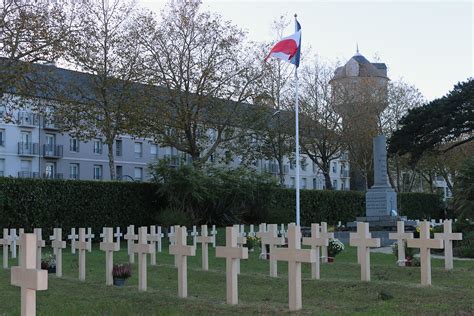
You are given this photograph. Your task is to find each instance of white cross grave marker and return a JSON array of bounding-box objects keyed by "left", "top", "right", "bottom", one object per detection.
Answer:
[
  {"left": 169, "top": 226, "right": 196, "bottom": 298},
  {"left": 196, "top": 225, "right": 213, "bottom": 270},
  {"left": 85, "top": 228, "right": 94, "bottom": 253},
  {"left": 388, "top": 221, "right": 414, "bottom": 267},
  {"left": 233, "top": 224, "right": 246, "bottom": 274},
  {"left": 216, "top": 226, "right": 248, "bottom": 305},
  {"left": 33, "top": 229, "right": 45, "bottom": 270},
  {"left": 258, "top": 224, "right": 285, "bottom": 277},
  {"left": 17, "top": 228, "right": 25, "bottom": 263},
  {"left": 248, "top": 225, "right": 256, "bottom": 238},
  {"left": 10, "top": 228, "right": 19, "bottom": 259},
  {"left": 274, "top": 223, "right": 316, "bottom": 312},
  {"left": 434, "top": 219, "right": 462, "bottom": 271},
  {"left": 124, "top": 225, "right": 138, "bottom": 263},
  {"left": 302, "top": 223, "right": 328, "bottom": 279},
  {"left": 407, "top": 220, "right": 444, "bottom": 286},
  {"left": 50, "top": 228, "right": 66, "bottom": 277},
  {"left": 156, "top": 226, "right": 164, "bottom": 252},
  {"left": 350, "top": 222, "right": 381, "bottom": 282},
  {"left": 11, "top": 234, "right": 48, "bottom": 316},
  {"left": 280, "top": 224, "right": 287, "bottom": 238},
  {"left": 114, "top": 227, "right": 122, "bottom": 247},
  {"left": 320, "top": 222, "right": 334, "bottom": 263},
  {"left": 75, "top": 228, "right": 89, "bottom": 281},
  {"left": 211, "top": 225, "right": 217, "bottom": 248},
  {"left": 100, "top": 227, "right": 119, "bottom": 286},
  {"left": 148, "top": 225, "right": 160, "bottom": 266},
  {"left": 68, "top": 228, "right": 78, "bottom": 254},
  {"left": 190, "top": 225, "right": 199, "bottom": 248},
  {"left": 132, "top": 227, "right": 155, "bottom": 291},
  {"left": 256, "top": 223, "right": 267, "bottom": 259},
  {"left": 1, "top": 228, "right": 11, "bottom": 269}
]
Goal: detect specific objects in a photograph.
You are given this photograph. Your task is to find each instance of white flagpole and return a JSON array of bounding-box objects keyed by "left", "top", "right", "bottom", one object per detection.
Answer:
[{"left": 294, "top": 65, "right": 300, "bottom": 226}]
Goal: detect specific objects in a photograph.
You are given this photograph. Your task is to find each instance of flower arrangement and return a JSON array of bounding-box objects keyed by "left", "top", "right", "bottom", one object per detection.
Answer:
[
  {"left": 41, "top": 253, "right": 56, "bottom": 271},
  {"left": 391, "top": 242, "right": 419, "bottom": 266},
  {"left": 246, "top": 236, "right": 261, "bottom": 251},
  {"left": 328, "top": 238, "right": 344, "bottom": 257},
  {"left": 112, "top": 264, "right": 132, "bottom": 280}
]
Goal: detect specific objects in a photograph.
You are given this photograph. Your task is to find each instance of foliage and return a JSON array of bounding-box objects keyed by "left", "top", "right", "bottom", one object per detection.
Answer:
[
  {"left": 328, "top": 238, "right": 344, "bottom": 257},
  {"left": 453, "top": 219, "right": 474, "bottom": 258},
  {"left": 41, "top": 252, "right": 56, "bottom": 269},
  {"left": 155, "top": 208, "right": 195, "bottom": 229},
  {"left": 454, "top": 157, "right": 474, "bottom": 219},
  {"left": 112, "top": 263, "right": 132, "bottom": 279},
  {"left": 389, "top": 79, "right": 474, "bottom": 162},
  {"left": 397, "top": 193, "right": 445, "bottom": 219},
  {"left": 391, "top": 241, "right": 416, "bottom": 259},
  {"left": 246, "top": 236, "right": 261, "bottom": 251},
  {"left": 0, "top": 178, "right": 160, "bottom": 235}
]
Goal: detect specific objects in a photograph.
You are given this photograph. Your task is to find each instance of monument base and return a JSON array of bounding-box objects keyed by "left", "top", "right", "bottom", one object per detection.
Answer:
[{"left": 346, "top": 216, "right": 417, "bottom": 231}]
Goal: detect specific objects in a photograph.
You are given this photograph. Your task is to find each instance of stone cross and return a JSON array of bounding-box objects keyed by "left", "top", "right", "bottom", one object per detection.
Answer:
[
  {"left": 33, "top": 229, "right": 45, "bottom": 270},
  {"left": 280, "top": 224, "right": 287, "bottom": 238},
  {"left": 11, "top": 234, "right": 48, "bottom": 316},
  {"left": 85, "top": 228, "right": 94, "bottom": 253},
  {"left": 320, "top": 222, "right": 334, "bottom": 263},
  {"left": 68, "top": 228, "right": 78, "bottom": 254},
  {"left": 167, "top": 226, "right": 175, "bottom": 245},
  {"left": 388, "top": 221, "right": 414, "bottom": 267},
  {"left": 156, "top": 226, "right": 164, "bottom": 252},
  {"left": 49, "top": 232, "right": 57, "bottom": 256},
  {"left": 169, "top": 226, "right": 196, "bottom": 298},
  {"left": 407, "top": 220, "right": 444, "bottom": 286},
  {"left": 239, "top": 225, "right": 246, "bottom": 238},
  {"left": 17, "top": 228, "right": 25, "bottom": 263},
  {"left": 256, "top": 223, "right": 268, "bottom": 259},
  {"left": 211, "top": 225, "right": 217, "bottom": 248},
  {"left": 75, "top": 228, "right": 89, "bottom": 281},
  {"left": 1, "top": 228, "right": 11, "bottom": 269},
  {"left": 50, "top": 228, "right": 66, "bottom": 277},
  {"left": 434, "top": 219, "right": 462, "bottom": 271},
  {"left": 100, "top": 227, "right": 119, "bottom": 286},
  {"left": 10, "top": 228, "right": 19, "bottom": 259},
  {"left": 258, "top": 224, "right": 284, "bottom": 277},
  {"left": 274, "top": 223, "right": 316, "bottom": 312},
  {"left": 196, "top": 225, "right": 213, "bottom": 270},
  {"left": 350, "top": 222, "right": 381, "bottom": 282},
  {"left": 114, "top": 227, "right": 122, "bottom": 247},
  {"left": 302, "top": 223, "right": 328, "bottom": 279},
  {"left": 190, "top": 225, "right": 199, "bottom": 248},
  {"left": 216, "top": 226, "right": 248, "bottom": 305},
  {"left": 233, "top": 225, "right": 246, "bottom": 274},
  {"left": 148, "top": 225, "right": 160, "bottom": 265},
  {"left": 124, "top": 225, "right": 138, "bottom": 264},
  {"left": 132, "top": 227, "right": 155, "bottom": 292},
  {"left": 248, "top": 225, "right": 256, "bottom": 238}
]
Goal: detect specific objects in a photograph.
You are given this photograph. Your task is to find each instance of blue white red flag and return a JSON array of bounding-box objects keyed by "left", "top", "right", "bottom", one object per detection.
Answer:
[{"left": 265, "top": 18, "right": 301, "bottom": 68}]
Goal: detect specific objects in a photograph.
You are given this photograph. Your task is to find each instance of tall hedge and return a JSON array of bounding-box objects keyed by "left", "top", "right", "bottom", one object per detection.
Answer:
[
  {"left": 0, "top": 178, "right": 161, "bottom": 235},
  {"left": 398, "top": 192, "right": 445, "bottom": 219}
]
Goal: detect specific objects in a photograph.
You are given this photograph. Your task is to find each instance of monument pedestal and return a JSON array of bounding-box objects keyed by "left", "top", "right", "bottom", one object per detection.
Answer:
[{"left": 347, "top": 216, "right": 417, "bottom": 231}]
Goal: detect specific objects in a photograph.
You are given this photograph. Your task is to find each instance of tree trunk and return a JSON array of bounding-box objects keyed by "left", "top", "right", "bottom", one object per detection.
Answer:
[
  {"left": 277, "top": 157, "right": 285, "bottom": 187},
  {"left": 106, "top": 140, "right": 115, "bottom": 180}
]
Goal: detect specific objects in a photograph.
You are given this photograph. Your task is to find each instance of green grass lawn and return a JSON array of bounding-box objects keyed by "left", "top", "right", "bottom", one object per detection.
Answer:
[{"left": 1, "top": 229, "right": 473, "bottom": 315}]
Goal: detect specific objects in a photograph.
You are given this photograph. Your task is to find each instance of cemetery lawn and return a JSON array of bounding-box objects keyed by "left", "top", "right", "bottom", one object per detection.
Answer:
[{"left": 1, "top": 230, "right": 473, "bottom": 315}]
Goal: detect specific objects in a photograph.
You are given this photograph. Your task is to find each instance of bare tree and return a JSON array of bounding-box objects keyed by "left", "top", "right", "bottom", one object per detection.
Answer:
[
  {"left": 55, "top": 0, "right": 147, "bottom": 180},
  {"left": 134, "top": 0, "right": 261, "bottom": 167},
  {"left": 299, "top": 58, "right": 344, "bottom": 190}
]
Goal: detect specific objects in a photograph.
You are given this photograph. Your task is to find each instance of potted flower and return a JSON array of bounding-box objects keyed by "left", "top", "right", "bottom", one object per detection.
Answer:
[
  {"left": 41, "top": 253, "right": 56, "bottom": 274},
  {"left": 327, "top": 238, "right": 344, "bottom": 262},
  {"left": 112, "top": 263, "right": 132, "bottom": 286},
  {"left": 246, "top": 236, "right": 261, "bottom": 252}
]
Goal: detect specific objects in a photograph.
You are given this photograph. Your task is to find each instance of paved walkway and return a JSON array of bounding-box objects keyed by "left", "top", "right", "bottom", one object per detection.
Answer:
[{"left": 372, "top": 246, "right": 474, "bottom": 261}]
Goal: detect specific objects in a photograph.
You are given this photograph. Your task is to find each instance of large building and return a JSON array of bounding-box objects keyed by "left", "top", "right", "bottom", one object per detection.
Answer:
[{"left": 0, "top": 62, "right": 350, "bottom": 190}]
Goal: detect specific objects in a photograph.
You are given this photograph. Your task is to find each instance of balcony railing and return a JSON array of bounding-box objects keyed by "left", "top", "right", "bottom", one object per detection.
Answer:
[
  {"left": 17, "top": 112, "right": 39, "bottom": 127},
  {"left": 18, "top": 171, "right": 40, "bottom": 179},
  {"left": 18, "top": 142, "right": 39, "bottom": 156},
  {"left": 43, "top": 144, "right": 63, "bottom": 158},
  {"left": 43, "top": 173, "right": 63, "bottom": 179},
  {"left": 43, "top": 119, "right": 59, "bottom": 130}
]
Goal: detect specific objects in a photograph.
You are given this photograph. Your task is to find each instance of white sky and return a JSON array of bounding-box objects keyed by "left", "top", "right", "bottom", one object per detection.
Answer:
[{"left": 138, "top": 0, "right": 473, "bottom": 101}]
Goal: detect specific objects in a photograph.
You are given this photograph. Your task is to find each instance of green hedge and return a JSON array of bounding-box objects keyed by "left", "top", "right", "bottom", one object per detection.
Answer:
[
  {"left": 0, "top": 178, "right": 445, "bottom": 232},
  {"left": 0, "top": 178, "right": 160, "bottom": 235}
]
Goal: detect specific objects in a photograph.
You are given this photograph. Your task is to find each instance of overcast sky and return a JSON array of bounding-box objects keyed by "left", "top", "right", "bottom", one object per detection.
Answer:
[{"left": 138, "top": 0, "right": 473, "bottom": 101}]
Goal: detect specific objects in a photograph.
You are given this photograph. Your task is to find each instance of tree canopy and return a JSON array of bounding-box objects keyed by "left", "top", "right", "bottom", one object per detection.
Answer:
[{"left": 389, "top": 78, "right": 474, "bottom": 162}]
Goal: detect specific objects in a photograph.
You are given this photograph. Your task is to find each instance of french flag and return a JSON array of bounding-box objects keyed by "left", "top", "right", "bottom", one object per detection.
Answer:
[{"left": 265, "top": 19, "right": 301, "bottom": 67}]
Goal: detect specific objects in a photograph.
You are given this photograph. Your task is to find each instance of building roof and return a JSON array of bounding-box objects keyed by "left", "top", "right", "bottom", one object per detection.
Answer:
[{"left": 330, "top": 53, "right": 389, "bottom": 82}]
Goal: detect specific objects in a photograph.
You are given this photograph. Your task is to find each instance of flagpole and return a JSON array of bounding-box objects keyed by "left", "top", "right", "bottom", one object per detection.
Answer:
[{"left": 294, "top": 56, "right": 300, "bottom": 227}]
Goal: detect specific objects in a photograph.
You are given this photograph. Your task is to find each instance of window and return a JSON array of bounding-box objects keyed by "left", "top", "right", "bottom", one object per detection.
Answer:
[
  {"left": 116, "top": 165, "right": 123, "bottom": 179},
  {"left": 290, "top": 177, "right": 295, "bottom": 188},
  {"left": 312, "top": 178, "right": 317, "bottom": 190},
  {"left": 302, "top": 178, "right": 307, "bottom": 189},
  {"left": 93, "top": 139, "right": 102, "bottom": 154},
  {"left": 333, "top": 179, "right": 338, "bottom": 189},
  {"left": 0, "top": 129, "right": 5, "bottom": 146},
  {"left": 134, "top": 167, "right": 143, "bottom": 181},
  {"left": 332, "top": 162, "right": 337, "bottom": 173},
  {"left": 70, "top": 138, "right": 80, "bottom": 152},
  {"left": 116, "top": 140, "right": 122, "bottom": 157},
  {"left": 69, "top": 164, "right": 79, "bottom": 180},
  {"left": 290, "top": 161, "right": 295, "bottom": 170},
  {"left": 341, "top": 181, "right": 346, "bottom": 190},
  {"left": 0, "top": 158, "right": 4, "bottom": 177},
  {"left": 134, "top": 142, "right": 142, "bottom": 158},
  {"left": 301, "top": 158, "right": 307, "bottom": 171},
  {"left": 150, "top": 144, "right": 158, "bottom": 159},
  {"left": 93, "top": 165, "right": 102, "bottom": 180}
]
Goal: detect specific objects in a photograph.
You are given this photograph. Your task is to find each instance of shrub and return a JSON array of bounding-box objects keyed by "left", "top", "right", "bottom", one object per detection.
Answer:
[
  {"left": 398, "top": 193, "right": 445, "bottom": 220},
  {"left": 112, "top": 264, "right": 132, "bottom": 279},
  {"left": 156, "top": 208, "right": 195, "bottom": 228},
  {"left": 454, "top": 157, "right": 474, "bottom": 219}
]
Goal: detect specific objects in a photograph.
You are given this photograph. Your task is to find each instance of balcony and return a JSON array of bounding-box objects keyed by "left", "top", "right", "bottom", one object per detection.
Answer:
[
  {"left": 341, "top": 170, "right": 350, "bottom": 178},
  {"left": 43, "top": 118, "right": 59, "bottom": 130},
  {"left": 18, "top": 171, "right": 40, "bottom": 179},
  {"left": 43, "top": 144, "right": 63, "bottom": 158},
  {"left": 17, "top": 112, "right": 39, "bottom": 127},
  {"left": 18, "top": 142, "right": 39, "bottom": 156},
  {"left": 42, "top": 172, "right": 63, "bottom": 180}
]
